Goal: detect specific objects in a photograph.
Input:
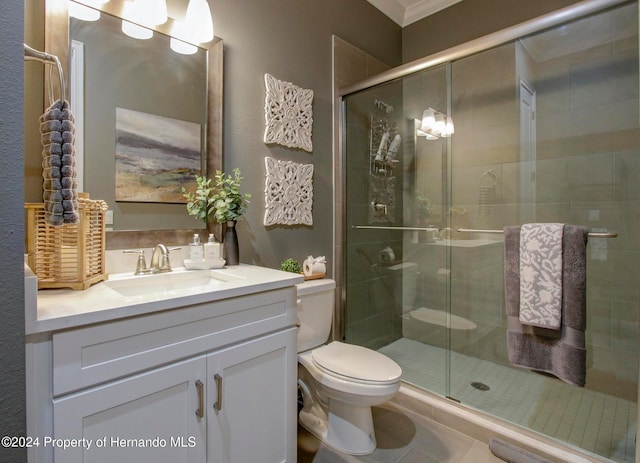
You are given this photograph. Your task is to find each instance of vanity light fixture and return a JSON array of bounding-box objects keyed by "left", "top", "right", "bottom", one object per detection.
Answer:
[
  {"left": 418, "top": 107, "right": 454, "bottom": 139},
  {"left": 169, "top": 0, "right": 213, "bottom": 55},
  {"left": 69, "top": 0, "right": 109, "bottom": 21},
  {"left": 184, "top": 0, "right": 214, "bottom": 43},
  {"left": 169, "top": 19, "right": 198, "bottom": 54},
  {"left": 69, "top": 2, "right": 101, "bottom": 21},
  {"left": 120, "top": 0, "right": 168, "bottom": 39},
  {"left": 133, "top": 0, "right": 168, "bottom": 26}
]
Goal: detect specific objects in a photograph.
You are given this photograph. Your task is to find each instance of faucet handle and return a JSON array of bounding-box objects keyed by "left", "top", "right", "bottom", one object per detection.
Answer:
[
  {"left": 159, "top": 247, "right": 181, "bottom": 272},
  {"left": 123, "top": 249, "right": 149, "bottom": 275}
]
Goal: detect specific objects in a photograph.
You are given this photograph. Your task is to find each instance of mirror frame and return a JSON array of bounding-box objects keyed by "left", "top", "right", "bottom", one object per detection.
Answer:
[{"left": 44, "top": 0, "right": 223, "bottom": 249}]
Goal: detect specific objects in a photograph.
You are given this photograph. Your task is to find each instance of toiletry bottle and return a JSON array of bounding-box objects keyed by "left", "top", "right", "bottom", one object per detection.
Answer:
[
  {"left": 204, "top": 233, "right": 220, "bottom": 261},
  {"left": 189, "top": 234, "right": 204, "bottom": 261}
]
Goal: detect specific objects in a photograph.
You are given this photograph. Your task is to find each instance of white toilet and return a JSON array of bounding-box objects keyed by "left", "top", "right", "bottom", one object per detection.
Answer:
[{"left": 296, "top": 279, "right": 402, "bottom": 455}]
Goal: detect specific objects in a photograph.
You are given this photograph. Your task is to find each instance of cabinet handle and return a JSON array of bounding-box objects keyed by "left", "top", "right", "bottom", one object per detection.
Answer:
[
  {"left": 213, "top": 374, "right": 223, "bottom": 412},
  {"left": 195, "top": 380, "right": 204, "bottom": 419}
]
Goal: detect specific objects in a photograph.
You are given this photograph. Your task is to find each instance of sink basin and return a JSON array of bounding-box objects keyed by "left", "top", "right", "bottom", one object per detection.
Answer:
[{"left": 104, "top": 270, "right": 229, "bottom": 298}]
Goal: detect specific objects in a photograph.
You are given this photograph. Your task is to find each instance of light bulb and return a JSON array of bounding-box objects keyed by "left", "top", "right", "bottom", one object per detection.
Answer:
[
  {"left": 170, "top": 37, "right": 198, "bottom": 55},
  {"left": 434, "top": 113, "right": 446, "bottom": 134},
  {"left": 122, "top": 20, "right": 153, "bottom": 39},
  {"left": 136, "top": 0, "right": 167, "bottom": 26},
  {"left": 421, "top": 108, "right": 435, "bottom": 131},
  {"left": 444, "top": 117, "right": 455, "bottom": 137},
  {"left": 122, "top": 0, "right": 167, "bottom": 30},
  {"left": 69, "top": 2, "right": 100, "bottom": 21},
  {"left": 185, "top": 0, "right": 214, "bottom": 43}
]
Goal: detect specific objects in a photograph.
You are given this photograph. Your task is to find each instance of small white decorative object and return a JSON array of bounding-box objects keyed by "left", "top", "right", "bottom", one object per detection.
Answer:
[
  {"left": 303, "top": 255, "right": 326, "bottom": 276},
  {"left": 263, "top": 73, "right": 314, "bottom": 152},
  {"left": 264, "top": 156, "right": 313, "bottom": 226}
]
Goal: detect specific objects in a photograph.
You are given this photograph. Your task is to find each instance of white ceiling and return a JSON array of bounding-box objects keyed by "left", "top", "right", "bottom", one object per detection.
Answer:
[{"left": 367, "top": 0, "right": 464, "bottom": 27}]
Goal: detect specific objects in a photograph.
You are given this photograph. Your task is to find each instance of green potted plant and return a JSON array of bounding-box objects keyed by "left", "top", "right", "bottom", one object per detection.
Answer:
[
  {"left": 209, "top": 169, "right": 251, "bottom": 224},
  {"left": 183, "top": 168, "right": 251, "bottom": 265},
  {"left": 182, "top": 175, "right": 215, "bottom": 223},
  {"left": 280, "top": 258, "right": 302, "bottom": 274}
]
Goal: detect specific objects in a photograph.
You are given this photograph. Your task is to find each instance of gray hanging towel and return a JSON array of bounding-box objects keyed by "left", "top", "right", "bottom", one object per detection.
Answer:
[
  {"left": 40, "top": 99, "right": 78, "bottom": 226},
  {"left": 503, "top": 225, "right": 588, "bottom": 387}
]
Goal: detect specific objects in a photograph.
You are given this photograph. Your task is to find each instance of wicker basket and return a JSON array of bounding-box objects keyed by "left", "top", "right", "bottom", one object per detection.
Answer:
[{"left": 25, "top": 196, "right": 109, "bottom": 290}]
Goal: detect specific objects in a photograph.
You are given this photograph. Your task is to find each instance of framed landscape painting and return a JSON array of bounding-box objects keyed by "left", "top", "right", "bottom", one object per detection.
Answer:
[{"left": 115, "top": 108, "right": 202, "bottom": 203}]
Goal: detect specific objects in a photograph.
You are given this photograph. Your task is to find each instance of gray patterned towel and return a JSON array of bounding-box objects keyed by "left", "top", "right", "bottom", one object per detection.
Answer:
[
  {"left": 519, "top": 223, "right": 563, "bottom": 329},
  {"left": 504, "top": 225, "right": 588, "bottom": 387}
]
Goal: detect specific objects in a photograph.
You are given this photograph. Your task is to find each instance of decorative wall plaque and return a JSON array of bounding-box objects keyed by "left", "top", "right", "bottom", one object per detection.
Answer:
[
  {"left": 264, "top": 156, "right": 313, "bottom": 226},
  {"left": 263, "top": 73, "right": 313, "bottom": 152}
]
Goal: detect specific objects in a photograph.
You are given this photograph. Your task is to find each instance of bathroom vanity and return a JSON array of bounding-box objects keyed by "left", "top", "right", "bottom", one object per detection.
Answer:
[{"left": 25, "top": 264, "right": 303, "bottom": 463}]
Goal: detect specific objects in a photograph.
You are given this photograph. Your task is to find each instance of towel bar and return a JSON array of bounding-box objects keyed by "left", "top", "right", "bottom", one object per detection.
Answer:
[
  {"left": 353, "top": 225, "right": 617, "bottom": 238},
  {"left": 457, "top": 228, "right": 617, "bottom": 238}
]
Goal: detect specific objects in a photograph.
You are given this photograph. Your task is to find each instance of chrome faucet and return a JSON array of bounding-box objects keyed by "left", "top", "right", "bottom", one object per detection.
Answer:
[
  {"left": 150, "top": 244, "right": 176, "bottom": 273},
  {"left": 123, "top": 244, "right": 181, "bottom": 275}
]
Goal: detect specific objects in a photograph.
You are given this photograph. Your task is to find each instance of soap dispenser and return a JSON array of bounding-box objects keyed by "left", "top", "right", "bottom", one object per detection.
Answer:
[
  {"left": 189, "top": 234, "right": 204, "bottom": 261},
  {"left": 204, "top": 233, "right": 221, "bottom": 261}
]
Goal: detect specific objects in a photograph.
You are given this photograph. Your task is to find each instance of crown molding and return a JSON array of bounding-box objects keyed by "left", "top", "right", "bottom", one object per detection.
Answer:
[
  {"left": 404, "top": 0, "right": 464, "bottom": 25},
  {"left": 367, "top": 0, "right": 464, "bottom": 27},
  {"left": 366, "top": 0, "right": 406, "bottom": 25}
]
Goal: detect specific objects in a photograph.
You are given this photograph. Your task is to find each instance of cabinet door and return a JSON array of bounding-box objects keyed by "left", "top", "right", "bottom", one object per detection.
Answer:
[
  {"left": 53, "top": 356, "right": 207, "bottom": 463},
  {"left": 207, "top": 328, "right": 297, "bottom": 463}
]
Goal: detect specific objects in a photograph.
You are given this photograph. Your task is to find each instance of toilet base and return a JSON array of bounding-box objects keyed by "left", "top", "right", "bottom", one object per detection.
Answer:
[{"left": 299, "top": 398, "right": 376, "bottom": 455}]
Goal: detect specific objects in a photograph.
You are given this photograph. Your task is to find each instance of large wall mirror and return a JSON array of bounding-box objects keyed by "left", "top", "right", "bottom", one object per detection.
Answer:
[{"left": 43, "top": 0, "right": 222, "bottom": 247}]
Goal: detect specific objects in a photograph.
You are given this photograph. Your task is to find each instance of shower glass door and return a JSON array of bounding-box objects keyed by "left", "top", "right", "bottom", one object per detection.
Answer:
[
  {"left": 343, "top": 63, "right": 452, "bottom": 398},
  {"left": 342, "top": 1, "right": 639, "bottom": 461},
  {"left": 445, "top": 4, "right": 639, "bottom": 461}
]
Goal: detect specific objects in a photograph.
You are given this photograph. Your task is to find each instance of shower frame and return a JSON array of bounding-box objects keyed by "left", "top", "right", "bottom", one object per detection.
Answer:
[{"left": 336, "top": 0, "right": 637, "bottom": 460}]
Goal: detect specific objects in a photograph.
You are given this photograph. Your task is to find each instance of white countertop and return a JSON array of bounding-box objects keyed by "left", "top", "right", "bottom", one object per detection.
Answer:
[{"left": 25, "top": 264, "right": 303, "bottom": 335}]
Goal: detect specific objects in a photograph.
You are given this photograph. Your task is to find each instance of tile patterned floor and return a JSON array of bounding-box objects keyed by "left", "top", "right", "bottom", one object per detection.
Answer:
[
  {"left": 379, "top": 338, "right": 637, "bottom": 463},
  {"left": 298, "top": 402, "right": 503, "bottom": 463}
]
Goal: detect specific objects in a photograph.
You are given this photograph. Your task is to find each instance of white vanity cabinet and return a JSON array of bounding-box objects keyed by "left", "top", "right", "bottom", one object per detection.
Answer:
[
  {"left": 27, "top": 274, "right": 300, "bottom": 463},
  {"left": 53, "top": 356, "right": 207, "bottom": 462},
  {"left": 207, "top": 328, "right": 297, "bottom": 463}
]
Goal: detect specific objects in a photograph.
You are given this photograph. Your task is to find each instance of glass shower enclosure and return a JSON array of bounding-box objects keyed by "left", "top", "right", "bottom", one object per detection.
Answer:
[{"left": 341, "top": 1, "right": 639, "bottom": 461}]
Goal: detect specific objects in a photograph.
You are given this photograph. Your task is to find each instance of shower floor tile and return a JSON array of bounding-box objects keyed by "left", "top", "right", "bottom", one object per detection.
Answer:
[{"left": 379, "top": 338, "right": 637, "bottom": 463}]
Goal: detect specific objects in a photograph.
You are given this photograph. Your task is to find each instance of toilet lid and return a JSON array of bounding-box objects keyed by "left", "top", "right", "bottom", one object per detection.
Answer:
[{"left": 311, "top": 342, "right": 402, "bottom": 383}]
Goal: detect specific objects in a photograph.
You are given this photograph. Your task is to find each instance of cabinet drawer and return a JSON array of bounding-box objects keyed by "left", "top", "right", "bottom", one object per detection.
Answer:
[{"left": 52, "top": 287, "right": 295, "bottom": 396}]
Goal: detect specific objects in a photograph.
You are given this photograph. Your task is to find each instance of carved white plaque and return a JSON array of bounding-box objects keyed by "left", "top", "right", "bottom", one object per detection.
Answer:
[
  {"left": 264, "top": 156, "right": 313, "bottom": 226},
  {"left": 263, "top": 73, "right": 313, "bottom": 152}
]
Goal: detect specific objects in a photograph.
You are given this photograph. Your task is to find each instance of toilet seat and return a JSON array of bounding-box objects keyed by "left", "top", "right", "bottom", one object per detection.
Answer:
[{"left": 311, "top": 342, "right": 401, "bottom": 385}]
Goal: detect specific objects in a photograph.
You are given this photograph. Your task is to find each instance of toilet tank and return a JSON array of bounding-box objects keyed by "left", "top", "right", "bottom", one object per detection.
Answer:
[{"left": 296, "top": 279, "right": 336, "bottom": 353}]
